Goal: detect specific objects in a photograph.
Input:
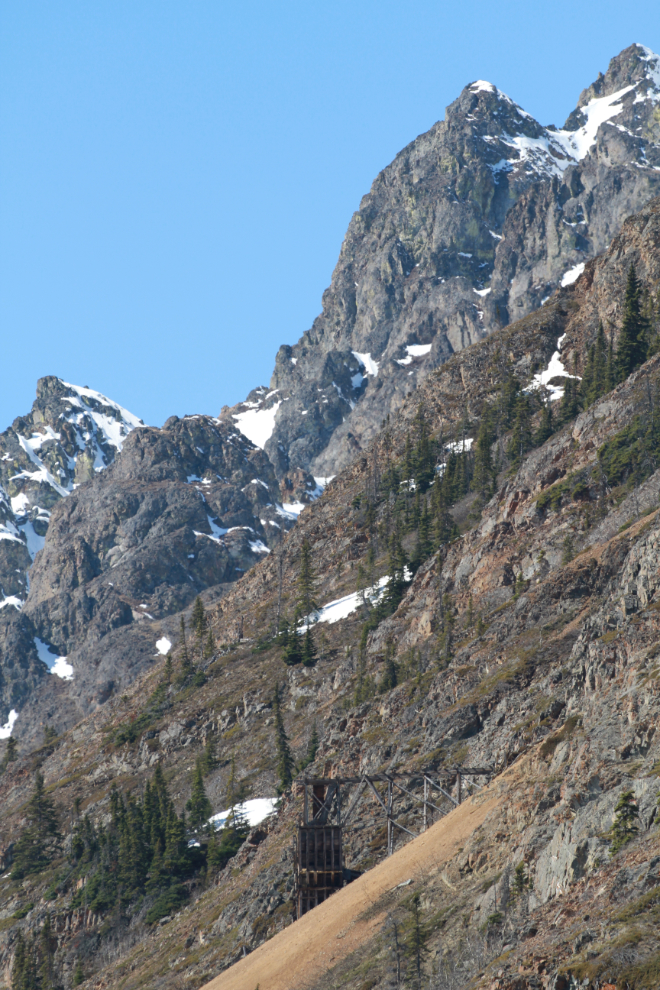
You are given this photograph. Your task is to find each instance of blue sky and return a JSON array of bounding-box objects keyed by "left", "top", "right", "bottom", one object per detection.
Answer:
[{"left": 1, "top": 1, "right": 658, "bottom": 430}]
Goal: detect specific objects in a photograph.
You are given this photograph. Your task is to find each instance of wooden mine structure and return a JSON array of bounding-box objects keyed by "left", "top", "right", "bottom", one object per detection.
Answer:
[{"left": 293, "top": 766, "right": 492, "bottom": 918}]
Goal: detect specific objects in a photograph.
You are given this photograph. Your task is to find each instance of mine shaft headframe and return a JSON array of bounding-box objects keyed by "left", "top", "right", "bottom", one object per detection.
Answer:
[
  {"left": 293, "top": 767, "right": 493, "bottom": 918},
  {"left": 299, "top": 766, "right": 493, "bottom": 830}
]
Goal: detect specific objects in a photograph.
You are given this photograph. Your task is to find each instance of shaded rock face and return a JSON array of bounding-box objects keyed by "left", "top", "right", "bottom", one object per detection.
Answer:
[
  {"left": 222, "top": 44, "right": 660, "bottom": 478},
  {"left": 0, "top": 403, "right": 297, "bottom": 740},
  {"left": 0, "top": 377, "right": 144, "bottom": 612}
]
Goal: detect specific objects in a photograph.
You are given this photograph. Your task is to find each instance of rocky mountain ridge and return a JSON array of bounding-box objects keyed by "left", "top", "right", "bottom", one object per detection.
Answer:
[
  {"left": 222, "top": 43, "right": 660, "bottom": 480},
  {"left": 1, "top": 192, "right": 660, "bottom": 989},
  {"left": 0, "top": 382, "right": 323, "bottom": 743}
]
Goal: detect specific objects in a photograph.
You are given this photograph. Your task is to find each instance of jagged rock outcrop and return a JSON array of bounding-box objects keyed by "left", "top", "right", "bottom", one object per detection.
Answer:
[
  {"left": 223, "top": 43, "right": 660, "bottom": 479},
  {"left": 0, "top": 378, "right": 144, "bottom": 610},
  {"left": 0, "top": 392, "right": 305, "bottom": 741}
]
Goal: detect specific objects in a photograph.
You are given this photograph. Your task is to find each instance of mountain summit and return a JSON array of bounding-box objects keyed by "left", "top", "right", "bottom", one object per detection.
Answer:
[{"left": 224, "top": 43, "right": 660, "bottom": 479}]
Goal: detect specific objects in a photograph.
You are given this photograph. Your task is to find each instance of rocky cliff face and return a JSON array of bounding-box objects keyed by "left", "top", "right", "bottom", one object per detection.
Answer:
[
  {"left": 222, "top": 43, "right": 660, "bottom": 480},
  {"left": 0, "top": 385, "right": 311, "bottom": 741},
  {"left": 0, "top": 378, "right": 144, "bottom": 610}
]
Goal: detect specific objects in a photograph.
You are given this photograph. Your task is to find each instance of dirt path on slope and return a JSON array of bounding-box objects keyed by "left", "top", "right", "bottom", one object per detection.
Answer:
[{"left": 202, "top": 789, "right": 500, "bottom": 990}]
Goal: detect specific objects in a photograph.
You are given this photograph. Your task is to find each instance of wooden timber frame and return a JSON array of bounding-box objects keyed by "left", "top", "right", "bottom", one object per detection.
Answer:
[{"left": 294, "top": 766, "right": 491, "bottom": 918}]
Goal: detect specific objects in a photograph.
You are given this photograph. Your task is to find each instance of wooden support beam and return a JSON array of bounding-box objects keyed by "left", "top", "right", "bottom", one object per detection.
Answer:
[
  {"left": 392, "top": 777, "right": 448, "bottom": 817},
  {"left": 424, "top": 776, "right": 459, "bottom": 807},
  {"left": 387, "top": 779, "right": 393, "bottom": 856},
  {"left": 342, "top": 780, "right": 368, "bottom": 826}
]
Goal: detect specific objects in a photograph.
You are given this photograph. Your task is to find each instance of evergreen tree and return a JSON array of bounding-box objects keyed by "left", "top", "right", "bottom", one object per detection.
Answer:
[
  {"left": 592, "top": 322, "right": 609, "bottom": 403},
  {"left": 610, "top": 790, "right": 639, "bottom": 855},
  {"left": 606, "top": 329, "right": 615, "bottom": 388},
  {"left": 301, "top": 625, "right": 318, "bottom": 668},
  {"left": 431, "top": 480, "right": 457, "bottom": 547},
  {"left": 38, "top": 914, "right": 55, "bottom": 989},
  {"left": 203, "top": 628, "right": 215, "bottom": 661},
  {"left": 500, "top": 368, "right": 522, "bottom": 428},
  {"left": 379, "top": 641, "right": 398, "bottom": 693},
  {"left": 11, "top": 932, "right": 29, "bottom": 990},
  {"left": 507, "top": 395, "right": 532, "bottom": 469},
  {"left": 282, "top": 614, "right": 303, "bottom": 666},
  {"left": 473, "top": 409, "right": 495, "bottom": 498},
  {"left": 178, "top": 616, "right": 194, "bottom": 680},
  {"left": 617, "top": 264, "right": 649, "bottom": 380},
  {"left": 561, "top": 532, "right": 575, "bottom": 565},
  {"left": 306, "top": 722, "right": 319, "bottom": 765},
  {"left": 403, "top": 893, "right": 430, "bottom": 990},
  {"left": 381, "top": 531, "right": 408, "bottom": 616},
  {"left": 273, "top": 685, "right": 294, "bottom": 792},
  {"left": 73, "top": 958, "right": 85, "bottom": 987},
  {"left": 581, "top": 342, "right": 595, "bottom": 402},
  {"left": 191, "top": 596, "right": 206, "bottom": 641},
  {"left": 560, "top": 376, "right": 580, "bottom": 424},
  {"left": 298, "top": 721, "right": 320, "bottom": 772},
  {"left": 533, "top": 401, "right": 554, "bottom": 446},
  {"left": 513, "top": 861, "right": 531, "bottom": 897},
  {"left": 201, "top": 732, "right": 218, "bottom": 775},
  {"left": 410, "top": 499, "right": 432, "bottom": 572},
  {"left": 186, "top": 757, "right": 213, "bottom": 830},
  {"left": 225, "top": 752, "right": 249, "bottom": 835},
  {"left": 1, "top": 734, "right": 17, "bottom": 771},
  {"left": 13, "top": 772, "right": 61, "bottom": 878}
]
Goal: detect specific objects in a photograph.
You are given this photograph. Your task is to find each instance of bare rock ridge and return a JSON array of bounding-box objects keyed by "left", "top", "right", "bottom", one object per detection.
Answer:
[
  {"left": 0, "top": 384, "right": 309, "bottom": 740},
  {"left": 223, "top": 43, "right": 660, "bottom": 478}
]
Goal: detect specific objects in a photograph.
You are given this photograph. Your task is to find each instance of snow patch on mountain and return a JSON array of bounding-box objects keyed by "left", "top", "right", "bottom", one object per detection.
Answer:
[
  {"left": 208, "top": 797, "right": 277, "bottom": 831},
  {"left": 34, "top": 637, "right": 73, "bottom": 680},
  {"left": 528, "top": 334, "right": 581, "bottom": 402},
  {"left": 233, "top": 400, "right": 282, "bottom": 449},
  {"left": 352, "top": 352, "right": 380, "bottom": 376},
  {"left": 396, "top": 344, "right": 433, "bottom": 367},
  {"left": 553, "top": 86, "right": 636, "bottom": 160},
  {"left": 561, "top": 262, "right": 586, "bottom": 287},
  {"left": 0, "top": 709, "right": 18, "bottom": 739},
  {"left": 0, "top": 596, "right": 23, "bottom": 611},
  {"left": 61, "top": 382, "right": 144, "bottom": 469}
]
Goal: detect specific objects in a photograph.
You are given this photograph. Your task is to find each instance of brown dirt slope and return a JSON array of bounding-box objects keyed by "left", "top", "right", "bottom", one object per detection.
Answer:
[{"left": 205, "top": 791, "right": 500, "bottom": 990}]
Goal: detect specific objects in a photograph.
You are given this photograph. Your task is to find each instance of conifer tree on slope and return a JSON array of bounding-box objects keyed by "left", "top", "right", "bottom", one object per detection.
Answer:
[
  {"left": 186, "top": 757, "right": 213, "bottom": 830},
  {"left": 295, "top": 538, "right": 319, "bottom": 665},
  {"left": 301, "top": 624, "right": 318, "bottom": 667},
  {"left": 178, "top": 616, "right": 194, "bottom": 680},
  {"left": 273, "top": 684, "right": 294, "bottom": 791},
  {"left": 473, "top": 408, "right": 495, "bottom": 499},
  {"left": 13, "top": 772, "right": 61, "bottom": 878},
  {"left": 191, "top": 595, "right": 206, "bottom": 642},
  {"left": 617, "top": 263, "right": 649, "bottom": 380}
]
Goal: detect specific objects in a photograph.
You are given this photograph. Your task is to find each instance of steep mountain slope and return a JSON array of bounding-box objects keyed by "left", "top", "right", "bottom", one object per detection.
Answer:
[
  {"left": 0, "top": 387, "right": 307, "bottom": 743},
  {"left": 223, "top": 43, "right": 660, "bottom": 479},
  {"left": 2, "top": 196, "right": 660, "bottom": 990}
]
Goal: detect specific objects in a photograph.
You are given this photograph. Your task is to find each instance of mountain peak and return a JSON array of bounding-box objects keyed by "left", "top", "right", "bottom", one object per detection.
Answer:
[{"left": 573, "top": 42, "right": 660, "bottom": 112}]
